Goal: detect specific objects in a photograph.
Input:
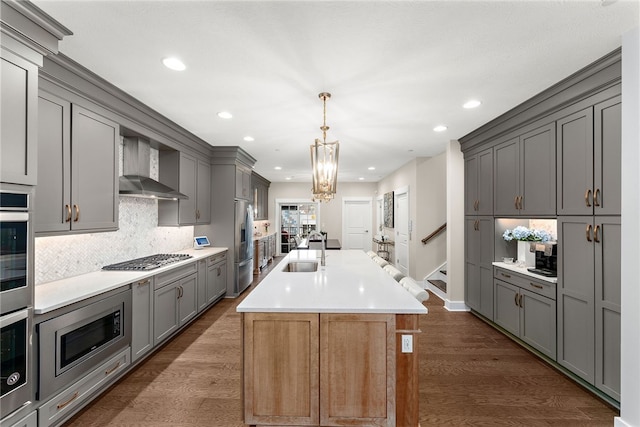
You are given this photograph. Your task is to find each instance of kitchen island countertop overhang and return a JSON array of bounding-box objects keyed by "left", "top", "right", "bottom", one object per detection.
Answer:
[{"left": 237, "top": 249, "right": 428, "bottom": 314}]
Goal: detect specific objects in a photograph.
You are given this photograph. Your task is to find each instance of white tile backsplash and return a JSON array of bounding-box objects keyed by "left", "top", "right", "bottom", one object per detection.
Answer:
[{"left": 34, "top": 140, "right": 194, "bottom": 284}]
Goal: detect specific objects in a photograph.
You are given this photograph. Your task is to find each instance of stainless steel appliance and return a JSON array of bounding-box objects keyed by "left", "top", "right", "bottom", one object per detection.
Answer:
[
  {"left": 235, "top": 200, "right": 254, "bottom": 294},
  {"left": 1, "top": 308, "right": 31, "bottom": 418},
  {"left": 0, "top": 191, "right": 30, "bottom": 314},
  {"left": 102, "top": 253, "right": 192, "bottom": 271},
  {"left": 37, "top": 289, "right": 131, "bottom": 400},
  {"left": 528, "top": 243, "right": 558, "bottom": 277}
]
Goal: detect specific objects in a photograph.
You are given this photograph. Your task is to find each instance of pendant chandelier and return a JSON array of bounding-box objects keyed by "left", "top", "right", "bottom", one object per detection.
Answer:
[{"left": 310, "top": 92, "right": 339, "bottom": 202}]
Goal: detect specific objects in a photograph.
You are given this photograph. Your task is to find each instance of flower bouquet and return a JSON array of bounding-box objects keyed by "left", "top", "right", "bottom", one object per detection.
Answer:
[{"left": 503, "top": 226, "right": 552, "bottom": 267}]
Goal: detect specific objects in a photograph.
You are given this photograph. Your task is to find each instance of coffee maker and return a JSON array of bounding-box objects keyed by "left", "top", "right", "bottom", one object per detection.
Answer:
[{"left": 528, "top": 243, "right": 557, "bottom": 277}]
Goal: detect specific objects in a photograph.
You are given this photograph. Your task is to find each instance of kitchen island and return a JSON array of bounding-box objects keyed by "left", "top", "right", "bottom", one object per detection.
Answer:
[{"left": 237, "top": 250, "right": 428, "bottom": 427}]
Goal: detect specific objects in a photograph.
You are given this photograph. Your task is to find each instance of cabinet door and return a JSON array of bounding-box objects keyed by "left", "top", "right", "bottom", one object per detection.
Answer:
[
  {"left": 71, "top": 105, "right": 119, "bottom": 232},
  {"left": 243, "top": 312, "right": 320, "bottom": 426},
  {"left": 478, "top": 217, "right": 495, "bottom": 319},
  {"left": 1, "top": 53, "right": 38, "bottom": 185},
  {"left": 36, "top": 91, "right": 71, "bottom": 234},
  {"left": 320, "top": 313, "right": 395, "bottom": 427},
  {"left": 153, "top": 284, "right": 179, "bottom": 345},
  {"left": 196, "top": 159, "right": 211, "bottom": 224},
  {"left": 206, "top": 261, "right": 224, "bottom": 304},
  {"left": 236, "top": 166, "right": 252, "bottom": 200},
  {"left": 594, "top": 216, "right": 621, "bottom": 400},
  {"left": 464, "top": 218, "right": 480, "bottom": 311},
  {"left": 493, "top": 280, "right": 520, "bottom": 336},
  {"left": 520, "top": 123, "right": 556, "bottom": 216},
  {"left": 178, "top": 274, "right": 198, "bottom": 325},
  {"left": 493, "top": 137, "right": 520, "bottom": 216},
  {"left": 557, "top": 108, "right": 594, "bottom": 215},
  {"left": 197, "top": 259, "right": 208, "bottom": 312},
  {"left": 477, "top": 148, "right": 494, "bottom": 215},
  {"left": 594, "top": 96, "right": 621, "bottom": 216},
  {"left": 557, "top": 216, "right": 595, "bottom": 382},
  {"left": 178, "top": 153, "right": 197, "bottom": 225},
  {"left": 464, "top": 155, "right": 478, "bottom": 215},
  {"left": 132, "top": 278, "right": 153, "bottom": 362},
  {"left": 520, "top": 289, "right": 556, "bottom": 359}
]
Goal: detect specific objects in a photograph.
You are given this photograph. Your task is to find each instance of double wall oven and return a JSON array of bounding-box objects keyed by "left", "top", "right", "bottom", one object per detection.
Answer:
[{"left": 1, "top": 187, "right": 33, "bottom": 420}]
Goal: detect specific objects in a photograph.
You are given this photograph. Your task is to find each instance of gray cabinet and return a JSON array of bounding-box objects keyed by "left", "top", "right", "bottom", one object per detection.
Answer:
[
  {"left": 465, "top": 216, "right": 494, "bottom": 319},
  {"left": 236, "top": 164, "right": 252, "bottom": 200},
  {"left": 4, "top": 410, "right": 36, "bottom": 427},
  {"left": 158, "top": 152, "right": 211, "bottom": 226},
  {"left": 197, "top": 251, "right": 227, "bottom": 312},
  {"left": 251, "top": 172, "right": 270, "bottom": 220},
  {"left": 494, "top": 123, "right": 556, "bottom": 216},
  {"left": 493, "top": 268, "right": 556, "bottom": 359},
  {"left": 465, "top": 148, "right": 493, "bottom": 216},
  {"left": 557, "top": 216, "right": 620, "bottom": 400},
  {"left": 1, "top": 52, "right": 38, "bottom": 185},
  {"left": 557, "top": 96, "right": 621, "bottom": 216},
  {"left": 131, "top": 278, "right": 154, "bottom": 362},
  {"left": 36, "top": 91, "right": 119, "bottom": 234},
  {"left": 153, "top": 264, "right": 198, "bottom": 345}
]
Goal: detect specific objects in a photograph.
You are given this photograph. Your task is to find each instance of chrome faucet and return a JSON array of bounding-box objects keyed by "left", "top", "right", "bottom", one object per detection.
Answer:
[{"left": 308, "top": 230, "right": 326, "bottom": 266}]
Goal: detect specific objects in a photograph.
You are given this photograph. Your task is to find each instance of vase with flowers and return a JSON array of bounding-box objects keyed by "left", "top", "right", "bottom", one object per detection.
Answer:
[
  {"left": 264, "top": 222, "right": 270, "bottom": 233},
  {"left": 503, "top": 226, "right": 552, "bottom": 267}
]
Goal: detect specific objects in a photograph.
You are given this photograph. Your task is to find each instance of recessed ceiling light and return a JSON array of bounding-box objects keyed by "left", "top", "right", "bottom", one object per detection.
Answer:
[
  {"left": 433, "top": 125, "right": 448, "bottom": 132},
  {"left": 217, "top": 111, "right": 233, "bottom": 119},
  {"left": 285, "top": 176, "right": 292, "bottom": 180},
  {"left": 274, "top": 166, "right": 282, "bottom": 170},
  {"left": 368, "top": 166, "right": 376, "bottom": 171},
  {"left": 358, "top": 177, "right": 365, "bottom": 181},
  {"left": 162, "top": 57, "right": 186, "bottom": 71},
  {"left": 243, "top": 136, "right": 254, "bottom": 142},
  {"left": 463, "top": 99, "right": 482, "bottom": 109}
]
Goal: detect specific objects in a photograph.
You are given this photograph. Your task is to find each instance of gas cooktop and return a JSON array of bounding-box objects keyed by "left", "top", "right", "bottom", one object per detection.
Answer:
[{"left": 102, "top": 253, "right": 193, "bottom": 271}]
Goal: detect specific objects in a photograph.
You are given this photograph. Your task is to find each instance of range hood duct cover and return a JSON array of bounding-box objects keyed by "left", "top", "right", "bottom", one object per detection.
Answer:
[{"left": 119, "top": 137, "right": 188, "bottom": 200}]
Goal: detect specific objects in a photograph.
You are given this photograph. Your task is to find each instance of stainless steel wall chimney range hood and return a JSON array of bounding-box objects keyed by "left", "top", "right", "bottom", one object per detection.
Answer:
[{"left": 119, "top": 136, "right": 188, "bottom": 200}]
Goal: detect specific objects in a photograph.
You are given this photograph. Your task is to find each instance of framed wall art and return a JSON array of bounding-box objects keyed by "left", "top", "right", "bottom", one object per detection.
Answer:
[{"left": 383, "top": 191, "right": 394, "bottom": 228}]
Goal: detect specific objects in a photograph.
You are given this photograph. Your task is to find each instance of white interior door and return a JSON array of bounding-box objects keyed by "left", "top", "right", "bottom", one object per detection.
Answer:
[
  {"left": 342, "top": 198, "right": 372, "bottom": 251},
  {"left": 395, "top": 190, "right": 409, "bottom": 275}
]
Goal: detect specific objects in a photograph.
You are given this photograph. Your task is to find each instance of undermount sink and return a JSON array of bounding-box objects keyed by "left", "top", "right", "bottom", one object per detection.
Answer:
[{"left": 282, "top": 261, "right": 319, "bottom": 272}]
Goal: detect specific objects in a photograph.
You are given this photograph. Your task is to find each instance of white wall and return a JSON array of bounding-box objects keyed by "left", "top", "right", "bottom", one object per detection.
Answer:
[
  {"left": 446, "top": 140, "right": 465, "bottom": 307},
  {"left": 616, "top": 26, "right": 640, "bottom": 427}
]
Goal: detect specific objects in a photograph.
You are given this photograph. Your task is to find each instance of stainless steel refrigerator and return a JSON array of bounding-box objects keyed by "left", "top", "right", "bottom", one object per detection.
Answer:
[{"left": 235, "top": 199, "right": 254, "bottom": 294}]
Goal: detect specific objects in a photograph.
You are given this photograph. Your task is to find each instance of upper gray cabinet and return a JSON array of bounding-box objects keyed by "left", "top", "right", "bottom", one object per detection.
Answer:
[
  {"left": 1, "top": 53, "right": 38, "bottom": 185},
  {"left": 36, "top": 90, "right": 119, "bottom": 235},
  {"left": 464, "top": 148, "right": 493, "bottom": 216},
  {"left": 236, "top": 164, "right": 252, "bottom": 201},
  {"left": 494, "top": 123, "right": 556, "bottom": 217},
  {"left": 251, "top": 172, "right": 270, "bottom": 220},
  {"left": 557, "top": 96, "right": 621, "bottom": 216},
  {"left": 158, "top": 152, "right": 211, "bottom": 226}
]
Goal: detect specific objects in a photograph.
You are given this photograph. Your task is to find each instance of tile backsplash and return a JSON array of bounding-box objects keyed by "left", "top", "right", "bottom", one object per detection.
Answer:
[{"left": 34, "top": 140, "right": 194, "bottom": 284}]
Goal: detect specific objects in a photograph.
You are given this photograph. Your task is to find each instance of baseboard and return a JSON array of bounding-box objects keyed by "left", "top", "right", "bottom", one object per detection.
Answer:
[
  {"left": 614, "top": 417, "right": 632, "bottom": 427},
  {"left": 425, "top": 282, "right": 469, "bottom": 312}
]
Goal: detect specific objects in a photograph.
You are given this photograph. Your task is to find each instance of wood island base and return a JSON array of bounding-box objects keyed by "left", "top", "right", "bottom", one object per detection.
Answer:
[{"left": 241, "top": 312, "right": 421, "bottom": 427}]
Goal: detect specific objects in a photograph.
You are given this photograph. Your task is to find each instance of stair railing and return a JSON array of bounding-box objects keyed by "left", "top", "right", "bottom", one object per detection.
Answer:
[{"left": 421, "top": 223, "right": 446, "bottom": 245}]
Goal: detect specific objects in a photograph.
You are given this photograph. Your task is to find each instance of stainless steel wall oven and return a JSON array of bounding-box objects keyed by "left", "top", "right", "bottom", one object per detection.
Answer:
[
  {"left": 1, "top": 308, "right": 32, "bottom": 417},
  {"left": 0, "top": 191, "right": 30, "bottom": 315},
  {"left": 37, "top": 289, "right": 131, "bottom": 400}
]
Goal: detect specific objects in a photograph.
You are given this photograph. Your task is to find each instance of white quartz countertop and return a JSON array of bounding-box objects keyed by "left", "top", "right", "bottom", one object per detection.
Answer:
[
  {"left": 34, "top": 247, "right": 228, "bottom": 314},
  {"left": 236, "top": 250, "right": 428, "bottom": 314},
  {"left": 492, "top": 262, "right": 558, "bottom": 284}
]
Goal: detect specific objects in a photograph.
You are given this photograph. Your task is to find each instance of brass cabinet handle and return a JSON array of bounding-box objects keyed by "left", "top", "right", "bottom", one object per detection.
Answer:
[
  {"left": 514, "top": 196, "right": 519, "bottom": 210},
  {"left": 196, "top": 209, "right": 200, "bottom": 220},
  {"left": 514, "top": 293, "right": 519, "bottom": 307},
  {"left": 65, "top": 204, "right": 72, "bottom": 223},
  {"left": 56, "top": 391, "right": 79, "bottom": 410},
  {"left": 105, "top": 361, "right": 121, "bottom": 376},
  {"left": 586, "top": 224, "right": 593, "bottom": 242},
  {"left": 137, "top": 279, "right": 150, "bottom": 287},
  {"left": 217, "top": 267, "right": 221, "bottom": 276},
  {"left": 501, "top": 272, "right": 511, "bottom": 278},
  {"left": 594, "top": 188, "right": 600, "bottom": 207},
  {"left": 530, "top": 282, "right": 544, "bottom": 290},
  {"left": 594, "top": 225, "right": 600, "bottom": 243},
  {"left": 585, "top": 189, "right": 592, "bottom": 207},
  {"left": 518, "top": 196, "right": 523, "bottom": 210},
  {"left": 73, "top": 204, "right": 80, "bottom": 222},
  {"left": 519, "top": 294, "right": 523, "bottom": 308}
]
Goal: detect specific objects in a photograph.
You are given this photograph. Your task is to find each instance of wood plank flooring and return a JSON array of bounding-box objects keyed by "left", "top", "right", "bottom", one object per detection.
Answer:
[{"left": 63, "top": 259, "right": 618, "bottom": 426}]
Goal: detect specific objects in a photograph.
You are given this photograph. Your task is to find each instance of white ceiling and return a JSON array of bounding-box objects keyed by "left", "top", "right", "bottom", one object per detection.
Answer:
[{"left": 33, "top": 0, "right": 639, "bottom": 184}]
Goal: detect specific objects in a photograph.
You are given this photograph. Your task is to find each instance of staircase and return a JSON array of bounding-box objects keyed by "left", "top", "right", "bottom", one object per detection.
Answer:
[{"left": 425, "top": 262, "right": 447, "bottom": 296}]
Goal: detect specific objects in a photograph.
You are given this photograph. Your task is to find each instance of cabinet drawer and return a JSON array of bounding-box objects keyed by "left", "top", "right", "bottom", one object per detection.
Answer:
[
  {"left": 494, "top": 267, "right": 556, "bottom": 300},
  {"left": 39, "top": 347, "right": 130, "bottom": 427},
  {"left": 155, "top": 262, "right": 197, "bottom": 289},
  {"left": 207, "top": 251, "right": 227, "bottom": 267}
]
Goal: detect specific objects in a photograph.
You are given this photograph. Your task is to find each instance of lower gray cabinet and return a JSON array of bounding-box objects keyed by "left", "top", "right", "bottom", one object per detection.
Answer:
[
  {"left": 153, "top": 270, "right": 198, "bottom": 345},
  {"left": 131, "top": 278, "right": 153, "bottom": 362},
  {"left": 197, "top": 252, "right": 227, "bottom": 312},
  {"left": 557, "top": 216, "right": 620, "bottom": 401},
  {"left": 3, "top": 409, "right": 36, "bottom": 427},
  {"left": 465, "top": 216, "right": 494, "bottom": 319},
  {"left": 494, "top": 274, "right": 556, "bottom": 359}
]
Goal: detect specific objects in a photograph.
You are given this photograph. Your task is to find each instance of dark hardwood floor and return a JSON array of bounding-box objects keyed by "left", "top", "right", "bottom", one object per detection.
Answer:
[{"left": 63, "top": 258, "right": 618, "bottom": 426}]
